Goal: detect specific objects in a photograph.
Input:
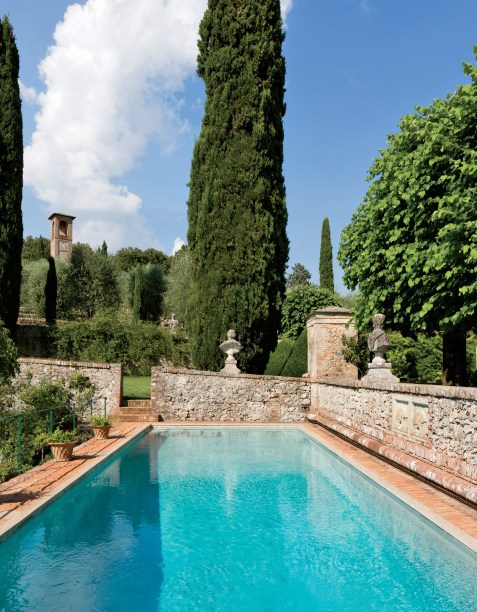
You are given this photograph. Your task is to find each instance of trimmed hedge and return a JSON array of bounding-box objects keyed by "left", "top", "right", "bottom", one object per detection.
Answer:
[
  {"left": 264, "top": 338, "right": 295, "bottom": 376},
  {"left": 280, "top": 329, "right": 308, "bottom": 378}
]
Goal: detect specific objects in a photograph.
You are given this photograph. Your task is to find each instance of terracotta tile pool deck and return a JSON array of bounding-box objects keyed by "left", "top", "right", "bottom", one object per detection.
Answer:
[{"left": 1, "top": 421, "right": 476, "bottom": 554}]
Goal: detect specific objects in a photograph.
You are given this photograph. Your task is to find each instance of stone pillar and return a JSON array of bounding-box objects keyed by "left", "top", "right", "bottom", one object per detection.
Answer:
[{"left": 307, "top": 306, "right": 358, "bottom": 380}]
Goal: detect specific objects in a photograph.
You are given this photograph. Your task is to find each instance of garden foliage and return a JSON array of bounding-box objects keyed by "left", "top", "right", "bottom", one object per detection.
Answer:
[
  {"left": 281, "top": 285, "right": 340, "bottom": 340},
  {"left": 53, "top": 315, "right": 179, "bottom": 375}
]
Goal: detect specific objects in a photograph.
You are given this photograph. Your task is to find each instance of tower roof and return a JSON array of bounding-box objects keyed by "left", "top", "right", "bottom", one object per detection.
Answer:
[{"left": 48, "top": 212, "right": 76, "bottom": 220}]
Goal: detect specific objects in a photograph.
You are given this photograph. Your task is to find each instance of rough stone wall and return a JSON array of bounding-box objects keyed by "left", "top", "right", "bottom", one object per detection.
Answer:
[
  {"left": 17, "top": 358, "right": 122, "bottom": 415},
  {"left": 307, "top": 307, "right": 358, "bottom": 380},
  {"left": 151, "top": 367, "right": 311, "bottom": 421},
  {"left": 312, "top": 379, "right": 477, "bottom": 483}
]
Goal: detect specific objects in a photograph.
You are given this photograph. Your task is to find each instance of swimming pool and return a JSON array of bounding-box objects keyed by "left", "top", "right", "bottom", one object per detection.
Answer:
[{"left": 1, "top": 427, "right": 476, "bottom": 611}]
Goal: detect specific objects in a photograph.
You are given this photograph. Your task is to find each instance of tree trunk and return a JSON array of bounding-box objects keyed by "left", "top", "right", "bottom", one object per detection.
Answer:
[{"left": 442, "top": 330, "right": 468, "bottom": 386}]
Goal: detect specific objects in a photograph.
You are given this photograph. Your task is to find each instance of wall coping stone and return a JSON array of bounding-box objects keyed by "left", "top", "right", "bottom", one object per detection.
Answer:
[
  {"left": 157, "top": 366, "right": 306, "bottom": 383},
  {"left": 18, "top": 357, "right": 120, "bottom": 371},
  {"left": 313, "top": 377, "right": 477, "bottom": 401}
]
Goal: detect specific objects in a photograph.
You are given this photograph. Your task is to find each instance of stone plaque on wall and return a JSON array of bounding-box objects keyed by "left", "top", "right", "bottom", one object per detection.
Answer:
[{"left": 392, "top": 395, "right": 429, "bottom": 442}]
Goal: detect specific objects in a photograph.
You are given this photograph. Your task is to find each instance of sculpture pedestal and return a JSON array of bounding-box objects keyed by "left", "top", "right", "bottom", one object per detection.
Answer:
[
  {"left": 362, "top": 355, "right": 399, "bottom": 383},
  {"left": 221, "top": 361, "right": 241, "bottom": 376}
]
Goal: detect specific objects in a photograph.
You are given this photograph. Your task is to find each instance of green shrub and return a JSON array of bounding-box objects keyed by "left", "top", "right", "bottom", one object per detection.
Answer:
[
  {"left": 264, "top": 338, "right": 295, "bottom": 376},
  {"left": 342, "top": 333, "right": 369, "bottom": 379},
  {"left": 54, "top": 315, "right": 174, "bottom": 375},
  {"left": 280, "top": 329, "right": 308, "bottom": 378},
  {"left": 281, "top": 285, "right": 340, "bottom": 340}
]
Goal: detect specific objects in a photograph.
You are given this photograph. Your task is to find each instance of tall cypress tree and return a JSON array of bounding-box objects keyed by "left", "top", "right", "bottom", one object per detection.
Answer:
[
  {"left": 319, "top": 217, "right": 334, "bottom": 292},
  {"left": 0, "top": 16, "right": 23, "bottom": 336},
  {"left": 186, "top": 0, "right": 288, "bottom": 373},
  {"left": 44, "top": 256, "right": 57, "bottom": 325}
]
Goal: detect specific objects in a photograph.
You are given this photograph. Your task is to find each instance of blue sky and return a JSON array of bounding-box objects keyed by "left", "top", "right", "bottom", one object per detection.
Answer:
[{"left": 2, "top": 0, "right": 477, "bottom": 291}]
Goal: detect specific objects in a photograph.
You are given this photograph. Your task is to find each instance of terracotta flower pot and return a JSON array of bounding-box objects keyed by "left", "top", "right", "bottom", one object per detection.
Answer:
[
  {"left": 50, "top": 441, "right": 77, "bottom": 462},
  {"left": 92, "top": 425, "right": 111, "bottom": 440}
]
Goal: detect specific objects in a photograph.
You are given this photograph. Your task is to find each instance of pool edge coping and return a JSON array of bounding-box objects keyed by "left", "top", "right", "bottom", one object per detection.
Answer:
[
  {"left": 0, "top": 424, "right": 152, "bottom": 543},
  {"left": 297, "top": 424, "right": 477, "bottom": 555}
]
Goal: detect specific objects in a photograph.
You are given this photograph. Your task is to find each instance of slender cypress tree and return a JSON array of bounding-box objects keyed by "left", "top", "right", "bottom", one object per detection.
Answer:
[
  {"left": 44, "top": 256, "right": 57, "bottom": 325},
  {"left": 0, "top": 16, "right": 23, "bottom": 336},
  {"left": 132, "top": 265, "right": 145, "bottom": 321},
  {"left": 186, "top": 0, "right": 288, "bottom": 373},
  {"left": 319, "top": 217, "right": 334, "bottom": 292}
]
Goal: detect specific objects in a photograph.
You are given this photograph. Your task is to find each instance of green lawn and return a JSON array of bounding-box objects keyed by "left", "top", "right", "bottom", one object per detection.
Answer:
[{"left": 123, "top": 376, "right": 151, "bottom": 399}]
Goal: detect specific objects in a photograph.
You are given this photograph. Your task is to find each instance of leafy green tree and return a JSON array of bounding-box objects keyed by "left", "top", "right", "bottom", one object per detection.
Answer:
[
  {"left": 281, "top": 285, "right": 340, "bottom": 340},
  {"left": 339, "top": 51, "right": 477, "bottom": 385},
  {"left": 113, "top": 247, "right": 169, "bottom": 272},
  {"left": 186, "top": 0, "right": 288, "bottom": 373},
  {"left": 100, "top": 241, "right": 108, "bottom": 257},
  {"left": 142, "top": 264, "right": 166, "bottom": 322},
  {"left": 0, "top": 16, "right": 23, "bottom": 336},
  {"left": 319, "top": 217, "right": 334, "bottom": 292},
  {"left": 22, "top": 235, "right": 50, "bottom": 261},
  {"left": 286, "top": 263, "right": 311, "bottom": 289},
  {"left": 69, "top": 245, "right": 120, "bottom": 318},
  {"left": 163, "top": 247, "right": 191, "bottom": 325},
  {"left": 132, "top": 265, "right": 145, "bottom": 320},
  {"left": 131, "top": 264, "right": 166, "bottom": 322},
  {"left": 44, "top": 256, "right": 57, "bottom": 325}
]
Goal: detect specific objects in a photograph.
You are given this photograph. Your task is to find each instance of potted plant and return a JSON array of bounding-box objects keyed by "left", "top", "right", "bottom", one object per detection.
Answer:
[
  {"left": 90, "top": 416, "right": 112, "bottom": 439},
  {"left": 39, "top": 429, "right": 79, "bottom": 462}
]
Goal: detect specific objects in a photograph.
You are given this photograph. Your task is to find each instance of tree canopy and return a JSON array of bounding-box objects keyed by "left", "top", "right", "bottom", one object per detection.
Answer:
[
  {"left": 281, "top": 285, "right": 339, "bottom": 339},
  {"left": 319, "top": 217, "right": 334, "bottom": 292},
  {"left": 338, "top": 50, "right": 477, "bottom": 385},
  {"left": 0, "top": 16, "right": 23, "bottom": 336},
  {"left": 286, "top": 263, "right": 311, "bottom": 289},
  {"left": 186, "top": 0, "right": 288, "bottom": 373}
]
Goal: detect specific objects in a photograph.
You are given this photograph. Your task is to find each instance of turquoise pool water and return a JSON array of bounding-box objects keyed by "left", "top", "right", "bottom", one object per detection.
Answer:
[{"left": 1, "top": 428, "right": 476, "bottom": 611}]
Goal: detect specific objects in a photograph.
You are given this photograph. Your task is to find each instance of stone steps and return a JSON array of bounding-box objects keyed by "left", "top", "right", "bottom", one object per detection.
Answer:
[
  {"left": 121, "top": 399, "right": 151, "bottom": 408},
  {"left": 113, "top": 413, "right": 159, "bottom": 423},
  {"left": 112, "top": 399, "right": 157, "bottom": 423}
]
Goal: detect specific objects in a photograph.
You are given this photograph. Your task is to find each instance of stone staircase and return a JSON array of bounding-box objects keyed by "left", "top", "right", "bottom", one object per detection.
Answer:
[{"left": 113, "top": 399, "right": 159, "bottom": 423}]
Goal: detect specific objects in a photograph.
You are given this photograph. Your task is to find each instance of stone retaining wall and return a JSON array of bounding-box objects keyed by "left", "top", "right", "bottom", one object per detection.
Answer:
[
  {"left": 151, "top": 367, "right": 311, "bottom": 421},
  {"left": 312, "top": 379, "right": 477, "bottom": 484},
  {"left": 17, "top": 358, "right": 122, "bottom": 415}
]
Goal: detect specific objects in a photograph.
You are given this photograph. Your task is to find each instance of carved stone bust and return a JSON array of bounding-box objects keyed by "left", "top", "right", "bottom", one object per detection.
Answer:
[{"left": 367, "top": 313, "right": 390, "bottom": 354}]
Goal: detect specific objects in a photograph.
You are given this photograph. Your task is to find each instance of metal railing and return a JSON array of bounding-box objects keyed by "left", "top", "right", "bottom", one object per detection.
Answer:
[{"left": 0, "top": 398, "right": 108, "bottom": 476}]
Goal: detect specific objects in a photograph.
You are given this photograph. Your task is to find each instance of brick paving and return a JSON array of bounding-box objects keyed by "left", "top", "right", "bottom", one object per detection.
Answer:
[{"left": 1, "top": 420, "right": 476, "bottom": 554}]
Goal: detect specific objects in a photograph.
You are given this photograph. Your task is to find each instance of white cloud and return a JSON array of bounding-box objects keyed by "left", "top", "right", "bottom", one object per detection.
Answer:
[
  {"left": 24, "top": 0, "right": 294, "bottom": 252},
  {"left": 19, "top": 80, "right": 38, "bottom": 104},
  {"left": 171, "top": 237, "right": 186, "bottom": 255},
  {"left": 281, "top": 0, "right": 294, "bottom": 22}
]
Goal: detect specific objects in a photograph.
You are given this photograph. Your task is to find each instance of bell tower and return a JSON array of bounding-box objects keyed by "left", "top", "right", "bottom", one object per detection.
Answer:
[{"left": 49, "top": 213, "right": 75, "bottom": 261}]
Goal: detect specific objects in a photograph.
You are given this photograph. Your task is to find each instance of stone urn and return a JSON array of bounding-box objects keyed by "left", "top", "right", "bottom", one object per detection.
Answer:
[
  {"left": 91, "top": 425, "right": 111, "bottom": 440},
  {"left": 219, "top": 329, "right": 242, "bottom": 375},
  {"left": 50, "top": 442, "right": 77, "bottom": 462}
]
